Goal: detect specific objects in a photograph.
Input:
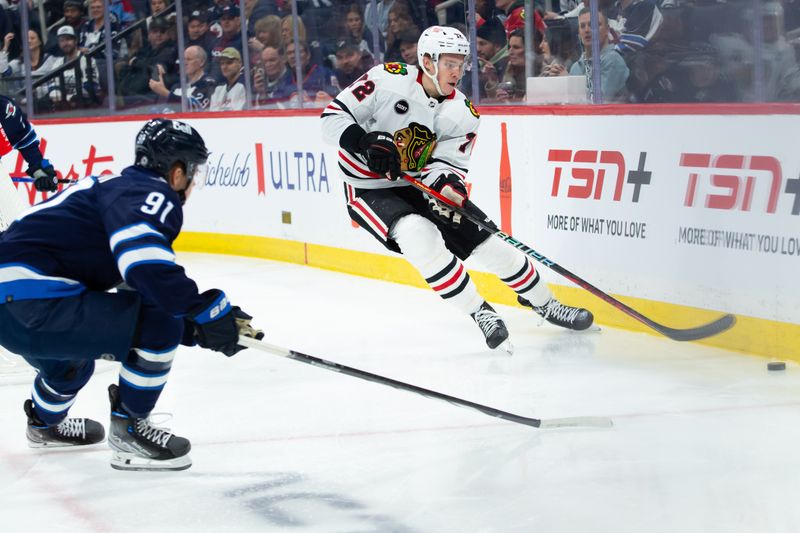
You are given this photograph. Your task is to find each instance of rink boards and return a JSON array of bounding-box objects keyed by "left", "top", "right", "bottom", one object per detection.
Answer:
[{"left": 19, "top": 107, "right": 800, "bottom": 360}]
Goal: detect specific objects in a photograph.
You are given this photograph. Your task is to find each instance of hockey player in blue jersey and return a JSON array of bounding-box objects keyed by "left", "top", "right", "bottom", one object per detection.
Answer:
[
  {"left": 0, "top": 94, "right": 58, "bottom": 192},
  {"left": 0, "top": 118, "right": 261, "bottom": 471}
]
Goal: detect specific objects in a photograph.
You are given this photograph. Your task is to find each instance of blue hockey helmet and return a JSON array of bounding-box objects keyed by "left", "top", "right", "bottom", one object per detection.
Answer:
[{"left": 135, "top": 118, "right": 209, "bottom": 181}]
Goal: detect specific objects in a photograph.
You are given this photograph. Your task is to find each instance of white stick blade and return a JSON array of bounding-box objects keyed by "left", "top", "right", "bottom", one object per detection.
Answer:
[{"left": 538, "top": 416, "right": 614, "bottom": 429}]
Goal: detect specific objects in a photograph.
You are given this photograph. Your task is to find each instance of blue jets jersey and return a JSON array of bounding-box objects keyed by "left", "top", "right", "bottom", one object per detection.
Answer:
[
  {"left": 0, "top": 165, "right": 204, "bottom": 316},
  {"left": 0, "top": 95, "right": 44, "bottom": 168}
]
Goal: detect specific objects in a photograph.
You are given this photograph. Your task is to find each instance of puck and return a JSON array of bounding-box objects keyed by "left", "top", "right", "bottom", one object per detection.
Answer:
[{"left": 767, "top": 361, "right": 786, "bottom": 371}]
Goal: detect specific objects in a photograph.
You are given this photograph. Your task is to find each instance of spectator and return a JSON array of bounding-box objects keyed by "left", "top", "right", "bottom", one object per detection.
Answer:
[
  {"left": 1, "top": 29, "right": 58, "bottom": 96},
  {"left": 253, "top": 44, "right": 295, "bottom": 108},
  {"left": 146, "top": 0, "right": 175, "bottom": 30},
  {"left": 210, "top": 3, "right": 244, "bottom": 79},
  {"left": 127, "top": 0, "right": 174, "bottom": 58},
  {"left": 252, "top": 15, "right": 282, "bottom": 49},
  {"left": 497, "top": 0, "right": 547, "bottom": 37},
  {"left": 285, "top": 39, "right": 338, "bottom": 107},
  {"left": 559, "top": 8, "right": 629, "bottom": 102},
  {"left": 637, "top": 44, "right": 737, "bottom": 103},
  {"left": 475, "top": 0, "right": 496, "bottom": 28},
  {"left": 110, "top": 0, "right": 137, "bottom": 27},
  {"left": 47, "top": 25, "right": 102, "bottom": 109},
  {"left": 364, "top": 0, "right": 397, "bottom": 40},
  {"left": 333, "top": 40, "right": 370, "bottom": 88},
  {"left": 384, "top": 5, "right": 419, "bottom": 63},
  {"left": 117, "top": 16, "right": 176, "bottom": 105},
  {"left": 343, "top": 3, "right": 377, "bottom": 55},
  {"left": 476, "top": 16, "right": 508, "bottom": 97},
  {"left": 44, "top": 0, "right": 87, "bottom": 57},
  {"left": 79, "top": 0, "right": 127, "bottom": 60},
  {"left": 710, "top": 1, "right": 800, "bottom": 101},
  {"left": 244, "top": 0, "right": 279, "bottom": 34},
  {"left": 536, "top": 28, "right": 569, "bottom": 77},
  {"left": 606, "top": 0, "right": 663, "bottom": 58},
  {"left": 149, "top": 45, "right": 217, "bottom": 111},
  {"left": 210, "top": 47, "right": 246, "bottom": 110},
  {"left": 186, "top": 9, "right": 215, "bottom": 56},
  {"left": 396, "top": 29, "right": 419, "bottom": 65},
  {"left": 494, "top": 28, "right": 526, "bottom": 102},
  {"left": 280, "top": 14, "right": 324, "bottom": 66}
]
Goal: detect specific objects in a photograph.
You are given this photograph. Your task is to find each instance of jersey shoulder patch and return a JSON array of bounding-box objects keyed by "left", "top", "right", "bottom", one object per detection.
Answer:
[
  {"left": 464, "top": 97, "right": 479, "bottom": 118},
  {"left": 383, "top": 62, "right": 409, "bottom": 76},
  {"left": 4, "top": 101, "right": 17, "bottom": 119}
]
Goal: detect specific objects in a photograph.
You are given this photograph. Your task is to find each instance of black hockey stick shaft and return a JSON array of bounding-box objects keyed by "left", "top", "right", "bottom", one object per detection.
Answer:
[
  {"left": 238, "top": 336, "right": 611, "bottom": 429},
  {"left": 401, "top": 174, "right": 735, "bottom": 342}
]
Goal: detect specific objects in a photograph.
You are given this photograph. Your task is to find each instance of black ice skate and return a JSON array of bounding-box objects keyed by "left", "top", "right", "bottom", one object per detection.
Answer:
[
  {"left": 107, "top": 384, "right": 191, "bottom": 471},
  {"left": 471, "top": 302, "right": 513, "bottom": 354},
  {"left": 24, "top": 399, "right": 105, "bottom": 448},
  {"left": 519, "top": 296, "right": 594, "bottom": 331}
]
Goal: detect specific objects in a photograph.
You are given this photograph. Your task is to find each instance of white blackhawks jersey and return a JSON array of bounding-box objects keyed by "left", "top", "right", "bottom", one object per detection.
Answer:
[{"left": 321, "top": 62, "right": 480, "bottom": 189}]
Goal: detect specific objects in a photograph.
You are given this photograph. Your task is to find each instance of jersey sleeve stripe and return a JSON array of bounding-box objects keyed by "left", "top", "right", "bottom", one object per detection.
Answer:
[
  {"left": 12, "top": 129, "right": 37, "bottom": 150},
  {"left": 331, "top": 98, "right": 356, "bottom": 120},
  {"left": 109, "top": 222, "right": 166, "bottom": 253},
  {"left": 339, "top": 150, "right": 383, "bottom": 179},
  {"left": 116, "top": 245, "right": 176, "bottom": 279},
  {"left": 19, "top": 177, "right": 95, "bottom": 221}
]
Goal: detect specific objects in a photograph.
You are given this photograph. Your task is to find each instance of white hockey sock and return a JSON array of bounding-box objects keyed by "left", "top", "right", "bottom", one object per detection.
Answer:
[
  {"left": 391, "top": 214, "right": 483, "bottom": 314},
  {"left": 471, "top": 237, "right": 552, "bottom": 307}
]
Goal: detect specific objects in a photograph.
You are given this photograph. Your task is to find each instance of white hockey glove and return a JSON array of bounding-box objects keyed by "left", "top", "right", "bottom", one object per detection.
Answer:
[{"left": 426, "top": 173, "right": 467, "bottom": 226}]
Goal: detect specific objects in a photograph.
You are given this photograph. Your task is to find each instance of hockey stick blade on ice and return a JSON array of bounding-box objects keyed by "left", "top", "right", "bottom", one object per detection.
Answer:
[
  {"left": 238, "top": 336, "right": 612, "bottom": 429},
  {"left": 401, "top": 174, "right": 735, "bottom": 342}
]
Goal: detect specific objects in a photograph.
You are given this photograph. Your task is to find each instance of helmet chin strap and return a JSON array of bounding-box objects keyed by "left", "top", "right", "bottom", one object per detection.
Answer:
[
  {"left": 423, "top": 58, "right": 447, "bottom": 96},
  {"left": 176, "top": 184, "right": 189, "bottom": 205}
]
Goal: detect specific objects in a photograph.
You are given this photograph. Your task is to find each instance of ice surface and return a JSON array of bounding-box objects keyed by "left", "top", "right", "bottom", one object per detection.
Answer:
[{"left": 1, "top": 253, "right": 799, "bottom": 533}]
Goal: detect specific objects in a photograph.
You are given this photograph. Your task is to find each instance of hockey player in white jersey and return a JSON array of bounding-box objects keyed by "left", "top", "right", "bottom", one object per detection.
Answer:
[{"left": 321, "top": 26, "right": 593, "bottom": 352}]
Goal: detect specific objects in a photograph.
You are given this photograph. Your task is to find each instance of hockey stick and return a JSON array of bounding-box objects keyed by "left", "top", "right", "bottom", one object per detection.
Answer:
[
  {"left": 400, "top": 174, "right": 736, "bottom": 342},
  {"left": 11, "top": 177, "right": 75, "bottom": 184},
  {"left": 238, "top": 336, "right": 612, "bottom": 429}
]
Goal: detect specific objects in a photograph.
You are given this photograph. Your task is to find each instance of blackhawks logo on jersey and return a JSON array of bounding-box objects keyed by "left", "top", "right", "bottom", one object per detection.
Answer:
[
  {"left": 383, "top": 62, "right": 408, "bottom": 75},
  {"left": 393, "top": 122, "right": 437, "bottom": 172},
  {"left": 465, "top": 98, "right": 480, "bottom": 118}
]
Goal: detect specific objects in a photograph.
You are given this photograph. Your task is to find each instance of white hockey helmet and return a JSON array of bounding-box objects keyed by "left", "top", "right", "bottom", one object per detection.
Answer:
[
  {"left": 417, "top": 26, "right": 470, "bottom": 95},
  {"left": 417, "top": 25, "right": 470, "bottom": 65}
]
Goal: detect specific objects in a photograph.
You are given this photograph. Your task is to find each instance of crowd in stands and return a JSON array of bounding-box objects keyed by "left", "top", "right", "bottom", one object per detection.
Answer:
[{"left": 0, "top": 0, "right": 797, "bottom": 116}]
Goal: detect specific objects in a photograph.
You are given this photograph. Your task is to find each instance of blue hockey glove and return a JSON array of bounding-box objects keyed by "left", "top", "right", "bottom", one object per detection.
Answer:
[
  {"left": 26, "top": 160, "right": 58, "bottom": 193},
  {"left": 188, "top": 289, "right": 243, "bottom": 357}
]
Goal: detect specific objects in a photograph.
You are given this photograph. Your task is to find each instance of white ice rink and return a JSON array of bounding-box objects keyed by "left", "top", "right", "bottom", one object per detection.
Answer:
[{"left": 1, "top": 253, "right": 799, "bottom": 533}]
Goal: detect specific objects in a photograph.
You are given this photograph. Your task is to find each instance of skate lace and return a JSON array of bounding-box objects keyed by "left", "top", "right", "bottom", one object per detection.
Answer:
[
  {"left": 473, "top": 307, "right": 502, "bottom": 337},
  {"left": 537, "top": 299, "right": 581, "bottom": 324},
  {"left": 56, "top": 418, "right": 85, "bottom": 438},
  {"left": 135, "top": 418, "right": 173, "bottom": 447}
]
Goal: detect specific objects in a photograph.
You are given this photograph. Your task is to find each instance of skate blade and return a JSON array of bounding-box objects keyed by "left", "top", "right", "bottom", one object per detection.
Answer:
[
  {"left": 28, "top": 438, "right": 106, "bottom": 449},
  {"left": 110, "top": 451, "right": 192, "bottom": 471},
  {"left": 493, "top": 340, "right": 514, "bottom": 356}
]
